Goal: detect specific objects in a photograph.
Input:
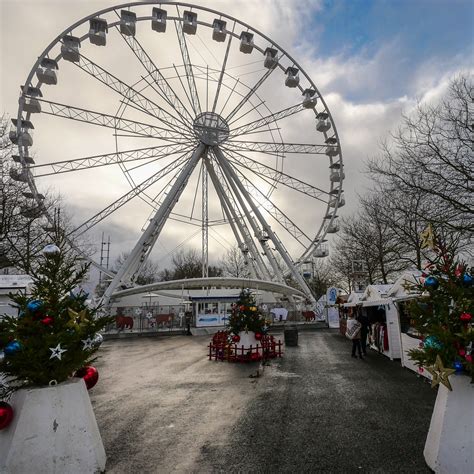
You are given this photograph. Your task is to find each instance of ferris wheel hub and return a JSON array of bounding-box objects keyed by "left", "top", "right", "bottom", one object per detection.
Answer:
[{"left": 193, "top": 112, "right": 230, "bottom": 146}]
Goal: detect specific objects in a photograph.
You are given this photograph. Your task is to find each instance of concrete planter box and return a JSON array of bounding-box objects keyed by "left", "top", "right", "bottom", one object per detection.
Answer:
[
  {"left": 0, "top": 377, "right": 106, "bottom": 474},
  {"left": 424, "top": 374, "right": 474, "bottom": 473},
  {"left": 238, "top": 331, "right": 259, "bottom": 349}
]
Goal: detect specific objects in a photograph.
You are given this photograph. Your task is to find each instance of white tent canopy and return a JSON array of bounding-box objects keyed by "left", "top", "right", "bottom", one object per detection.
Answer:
[{"left": 360, "top": 284, "right": 393, "bottom": 307}]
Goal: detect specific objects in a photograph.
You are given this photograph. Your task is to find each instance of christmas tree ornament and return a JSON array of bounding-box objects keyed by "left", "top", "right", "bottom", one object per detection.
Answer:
[
  {"left": 453, "top": 361, "right": 463, "bottom": 373},
  {"left": 75, "top": 366, "right": 99, "bottom": 390},
  {"left": 465, "top": 354, "right": 472, "bottom": 363},
  {"left": 424, "top": 335, "right": 442, "bottom": 350},
  {"left": 459, "top": 349, "right": 466, "bottom": 356},
  {"left": 420, "top": 223, "right": 436, "bottom": 250},
  {"left": 426, "top": 355, "right": 456, "bottom": 390},
  {"left": 424, "top": 276, "right": 439, "bottom": 290},
  {"left": 232, "top": 334, "right": 240, "bottom": 343},
  {"left": 42, "top": 244, "right": 60, "bottom": 258},
  {"left": 49, "top": 343, "right": 67, "bottom": 360},
  {"left": 92, "top": 333, "right": 103, "bottom": 348},
  {"left": 454, "top": 264, "right": 464, "bottom": 278},
  {"left": 255, "top": 332, "right": 262, "bottom": 340},
  {"left": 0, "top": 401, "right": 14, "bottom": 430},
  {"left": 81, "top": 337, "right": 94, "bottom": 350},
  {"left": 4, "top": 341, "right": 21, "bottom": 356},
  {"left": 27, "top": 299, "right": 44, "bottom": 314},
  {"left": 67, "top": 308, "right": 90, "bottom": 329},
  {"left": 460, "top": 312, "right": 472, "bottom": 322},
  {"left": 462, "top": 273, "right": 473, "bottom": 287},
  {"left": 40, "top": 316, "right": 54, "bottom": 326}
]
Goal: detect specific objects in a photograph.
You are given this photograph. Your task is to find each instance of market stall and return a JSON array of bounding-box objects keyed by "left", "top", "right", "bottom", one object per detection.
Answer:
[
  {"left": 359, "top": 284, "right": 402, "bottom": 360},
  {"left": 387, "top": 272, "right": 431, "bottom": 380}
]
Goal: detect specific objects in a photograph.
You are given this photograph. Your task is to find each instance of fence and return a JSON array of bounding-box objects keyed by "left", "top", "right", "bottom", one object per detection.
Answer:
[{"left": 103, "top": 303, "right": 325, "bottom": 335}]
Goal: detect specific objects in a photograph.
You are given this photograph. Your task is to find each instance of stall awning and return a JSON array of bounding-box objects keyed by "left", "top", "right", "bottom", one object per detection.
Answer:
[{"left": 361, "top": 299, "right": 392, "bottom": 307}]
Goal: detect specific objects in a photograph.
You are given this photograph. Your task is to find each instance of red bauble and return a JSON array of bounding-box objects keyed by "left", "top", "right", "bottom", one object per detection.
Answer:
[
  {"left": 239, "top": 305, "right": 245, "bottom": 311},
  {"left": 232, "top": 335, "right": 240, "bottom": 343},
  {"left": 460, "top": 312, "right": 472, "bottom": 322},
  {"left": 465, "top": 355, "right": 473, "bottom": 363},
  {"left": 250, "top": 352, "right": 261, "bottom": 361},
  {"left": 75, "top": 366, "right": 99, "bottom": 390},
  {"left": 255, "top": 332, "right": 262, "bottom": 340},
  {"left": 40, "top": 316, "right": 54, "bottom": 326},
  {"left": 0, "top": 402, "right": 14, "bottom": 430},
  {"left": 459, "top": 349, "right": 466, "bottom": 357}
]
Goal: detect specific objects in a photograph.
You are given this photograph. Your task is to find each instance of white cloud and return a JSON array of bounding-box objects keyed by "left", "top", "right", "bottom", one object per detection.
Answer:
[{"left": 1, "top": 0, "right": 470, "bottom": 278}]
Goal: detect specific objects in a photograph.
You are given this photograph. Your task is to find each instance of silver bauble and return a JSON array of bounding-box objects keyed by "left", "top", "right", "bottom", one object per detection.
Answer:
[{"left": 42, "top": 244, "right": 60, "bottom": 258}]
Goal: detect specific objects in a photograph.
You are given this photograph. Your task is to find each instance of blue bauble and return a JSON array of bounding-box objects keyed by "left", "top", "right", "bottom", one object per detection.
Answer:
[
  {"left": 462, "top": 273, "right": 473, "bottom": 287},
  {"left": 27, "top": 299, "right": 43, "bottom": 314},
  {"left": 424, "top": 276, "right": 439, "bottom": 290},
  {"left": 424, "top": 335, "right": 442, "bottom": 350},
  {"left": 453, "top": 360, "right": 463, "bottom": 373},
  {"left": 4, "top": 341, "right": 21, "bottom": 356}
]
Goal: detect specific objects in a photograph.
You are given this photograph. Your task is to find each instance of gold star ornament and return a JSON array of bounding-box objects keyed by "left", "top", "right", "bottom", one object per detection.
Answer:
[
  {"left": 420, "top": 223, "right": 436, "bottom": 250},
  {"left": 67, "top": 308, "right": 90, "bottom": 329},
  {"left": 425, "top": 355, "right": 456, "bottom": 391}
]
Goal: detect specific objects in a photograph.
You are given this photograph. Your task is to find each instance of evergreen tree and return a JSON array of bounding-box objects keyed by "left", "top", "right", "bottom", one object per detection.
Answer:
[
  {"left": 0, "top": 240, "right": 112, "bottom": 394},
  {"left": 228, "top": 289, "right": 267, "bottom": 335},
  {"left": 407, "top": 238, "right": 474, "bottom": 383}
]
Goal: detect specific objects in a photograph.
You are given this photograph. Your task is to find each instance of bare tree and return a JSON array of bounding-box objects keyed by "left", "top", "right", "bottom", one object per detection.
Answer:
[
  {"left": 159, "top": 248, "right": 222, "bottom": 281},
  {"left": 112, "top": 252, "right": 159, "bottom": 285},
  {"left": 368, "top": 75, "right": 473, "bottom": 237},
  {"left": 219, "top": 245, "right": 250, "bottom": 278}
]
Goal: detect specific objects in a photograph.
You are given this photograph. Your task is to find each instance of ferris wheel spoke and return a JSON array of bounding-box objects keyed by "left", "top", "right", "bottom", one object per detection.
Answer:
[
  {"left": 70, "top": 52, "right": 192, "bottom": 135},
  {"left": 226, "top": 140, "right": 327, "bottom": 155},
  {"left": 204, "top": 153, "right": 270, "bottom": 280},
  {"left": 103, "top": 143, "right": 206, "bottom": 298},
  {"left": 229, "top": 163, "right": 312, "bottom": 246},
  {"left": 229, "top": 103, "right": 306, "bottom": 138},
  {"left": 71, "top": 151, "right": 192, "bottom": 237},
  {"left": 223, "top": 146, "right": 329, "bottom": 201},
  {"left": 33, "top": 98, "right": 187, "bottom": 142},
  {"left": 29, "top": 143, "right": 192, "bottom": 177},
  {"left": 212, "top": 30, "right": 234, "bottom": 113},
  {"left": 224, "top": 67, "right": 275, "bottom": 122},
  {"left": 117, "top": 30, "right": 194, "bottom": 125},
  {"left": 174, "top": 11, "right": 201, "bottom": 116}
]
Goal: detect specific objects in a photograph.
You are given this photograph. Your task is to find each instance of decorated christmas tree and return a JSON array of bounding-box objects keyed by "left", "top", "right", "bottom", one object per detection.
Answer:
[
  {"left": 407, "top": 230, "right": 473, "bottom": 390},
  {"left": 228, "top": 289, "right": 267, "bottom": 336},
  {"left": 0, "top": 241, "right": 112, "bottom": 400}
]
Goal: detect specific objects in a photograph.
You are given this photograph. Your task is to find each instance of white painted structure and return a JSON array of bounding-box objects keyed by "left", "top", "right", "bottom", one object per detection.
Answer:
[
  {"left": 0, "top": 274, "right": 33, "bottom": 317},
  {"left": 424, "top": 374, "right": 474, "bottom": 473},
  {"left": 0, "top": 377, "right": 106, "bottom": 474}
]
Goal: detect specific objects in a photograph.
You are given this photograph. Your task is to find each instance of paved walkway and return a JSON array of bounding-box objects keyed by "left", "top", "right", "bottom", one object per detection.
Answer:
[{"left": 91, "top": 329, "right": 436, "bottom": 473}]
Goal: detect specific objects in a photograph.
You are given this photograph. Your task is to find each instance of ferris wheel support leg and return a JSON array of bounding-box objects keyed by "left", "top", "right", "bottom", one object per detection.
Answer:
[
  {"left": 214, "top": 147, "right": 316, "bottom": 304},
  {"left": 214, "top": 150, "right": 285, "bottom": 283},
  {"left": 214, "top": 156, "right": 278, "bottom": 281},
  {"left": 204, "top": 156, "right": 262, "bottom": 280},
  {"left": 102, "top": 143, "right": 206, "bottom": 311}
]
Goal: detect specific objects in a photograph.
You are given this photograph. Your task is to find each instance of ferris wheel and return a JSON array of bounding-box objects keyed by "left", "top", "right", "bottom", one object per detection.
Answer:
[{"left": 10, "top": 1, "right": 344, "bottom": 306}]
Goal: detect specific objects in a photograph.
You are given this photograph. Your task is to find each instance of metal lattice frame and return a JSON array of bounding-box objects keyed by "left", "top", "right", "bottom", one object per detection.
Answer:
[{"left": 12, "top": 1, "right": 345, "bottom": 307}]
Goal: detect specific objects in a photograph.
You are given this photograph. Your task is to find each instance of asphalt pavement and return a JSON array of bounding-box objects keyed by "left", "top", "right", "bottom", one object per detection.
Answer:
[{"left": 90, "top": 329, "right": 436, "bottom": 473}]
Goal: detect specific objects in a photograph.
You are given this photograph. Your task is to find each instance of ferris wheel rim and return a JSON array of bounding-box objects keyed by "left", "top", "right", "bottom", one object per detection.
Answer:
[{"left": 13, "top": 1, "right": 345, "bottom": 296}]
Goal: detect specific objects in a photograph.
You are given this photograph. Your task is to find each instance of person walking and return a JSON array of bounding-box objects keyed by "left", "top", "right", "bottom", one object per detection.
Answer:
[{"left": 346, "top": 313, "right": 363, "bottom": 359}]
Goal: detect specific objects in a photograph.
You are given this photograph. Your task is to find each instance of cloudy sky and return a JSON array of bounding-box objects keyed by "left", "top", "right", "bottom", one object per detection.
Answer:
[{"left": 1, "top": 0, "right": 472, "bottom": 279}]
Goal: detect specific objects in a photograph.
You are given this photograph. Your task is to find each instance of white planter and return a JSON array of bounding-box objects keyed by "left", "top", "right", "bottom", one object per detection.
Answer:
[
  {"left": 424, "top": 374, "right": 474, "bottom": 473},
  {"left": 237, "top": 331, "right": 259, "bottom": 349},
  {"left": 0, "top": 377, "right": 106, "bottom": 474}
]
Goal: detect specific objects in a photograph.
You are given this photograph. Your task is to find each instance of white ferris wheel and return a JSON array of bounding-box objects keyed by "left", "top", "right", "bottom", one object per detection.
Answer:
[{"left": 10, "top": 1, "right": 345, "bottom": 307}]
